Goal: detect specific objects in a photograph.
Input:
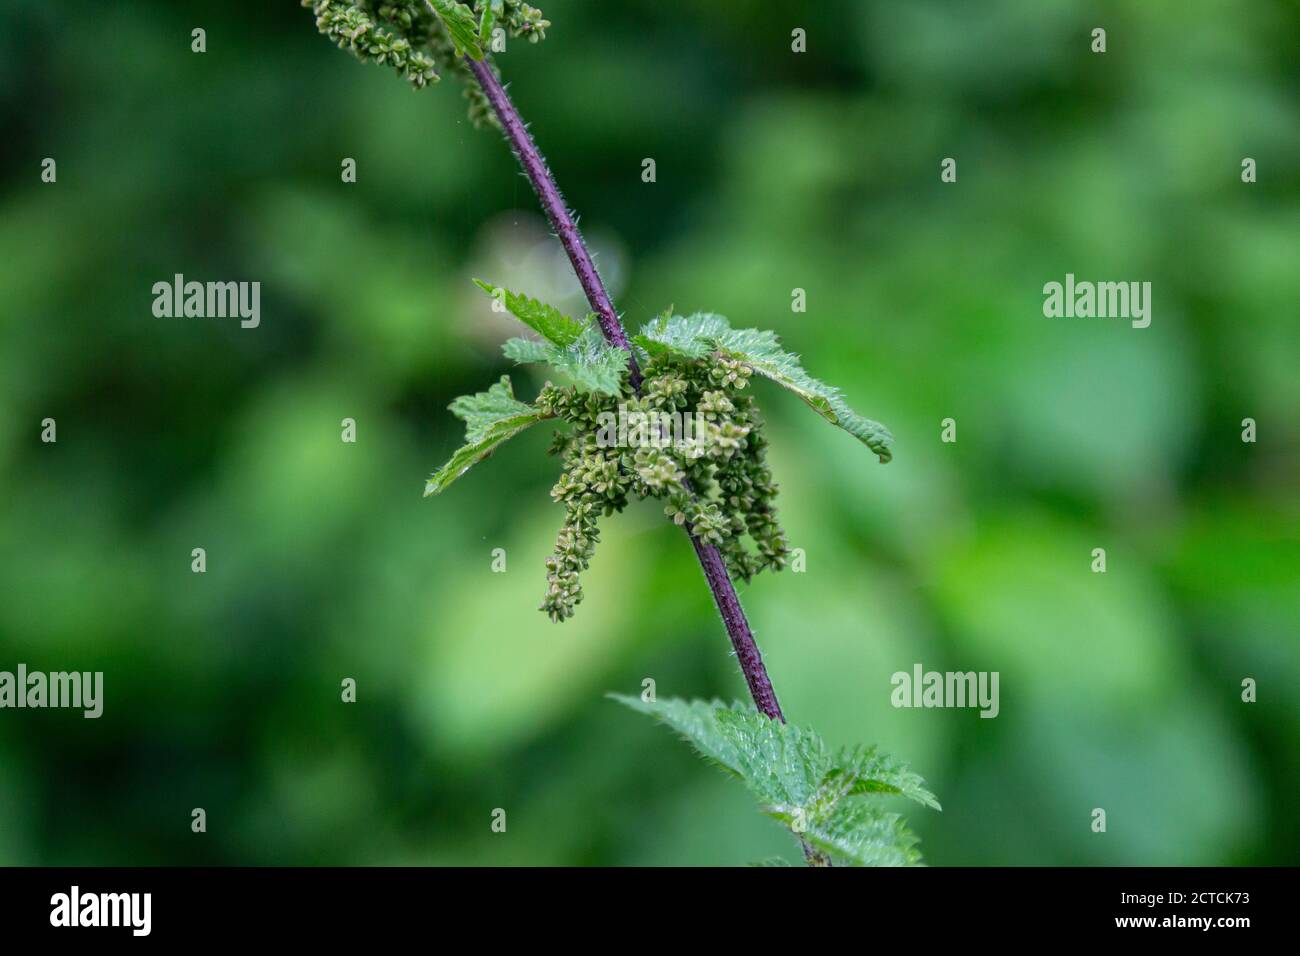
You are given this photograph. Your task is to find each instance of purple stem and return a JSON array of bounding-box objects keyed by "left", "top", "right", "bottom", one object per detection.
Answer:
[
  {"left": 463, "top": 57, "right": 642, "bottom": 391},
  {"left": 686, "top": 536, "right": 784, "bottom": 720},
  {"left": 464, "top": 55, "right": 784, "bottom": 722}
]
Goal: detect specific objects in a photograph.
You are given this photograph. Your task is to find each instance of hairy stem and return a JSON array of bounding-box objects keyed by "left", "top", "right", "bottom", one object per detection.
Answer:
[
  {"left": 464, "top": 55, "right": 785, "bottom": 723},
  {"left": 463, "top": 58, "right": 642, "bottom": 391},
  {"left": 686, "top": 536, "right": 784, "bottom": 720}
]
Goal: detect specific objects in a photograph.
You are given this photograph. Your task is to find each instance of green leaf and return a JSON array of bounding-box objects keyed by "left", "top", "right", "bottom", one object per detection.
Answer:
[
  {"left": 714, "top": 709, "right": 832, "bottom": 808},
  {"left": 473, "top": 281, "right": 627, "bottom": 394},
  {"left": 425, "top": 0, "right": 485, "bottom": 59},
  {"left": 547, "top": 330, "right": 628, "bottom": 396},
  {"left": 611, "top": 696, "right": 936, "bottom": 866},
  {"left": 473, "top": 279, "right": 588, "bottom": 347},
  {"left": 767, "top": 799, "right": 923, "bottom": 867},
  {"left": 830, "top": 745, "right": 942, "bottom": 811},
  {"left": 501, "top": 337, "right": 552, "bottom": 364},
  {"left": 634, "top": 312, "right": 730, "bottom": 360},
  {"left": 424, "top": 375, "right": 550, "bottom": 495},
  {"left": 503, "top": 327, "right": 628, "bottom": 397},
  {"left": 478, "top": 1, "right": 497, "bottom": 45},
  {"left": 448, "top": 374, "right": 535, "bottom": 441},
  {"left": 607, "top": 695, "right": 753, "bottom": 775},
  {"left": 635, "top": 313, "right": 896, "bottom": 463},
  {"left": 716, "top": 326, "right": 895, "bottom": 464}
]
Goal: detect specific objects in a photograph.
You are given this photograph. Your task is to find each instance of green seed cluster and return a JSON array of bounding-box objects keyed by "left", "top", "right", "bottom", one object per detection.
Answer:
[
  {"left": 303, "top": 1, "right": 549, "bottom": 98},
  {"left": 534, "top": 353, "right": 789, "bottom": 623},
  {"left": 304, "top": 1, "right": 441, "bottom": 88},
  {"left": 499, "top": 3, "right": 550, "bottom": 43}
]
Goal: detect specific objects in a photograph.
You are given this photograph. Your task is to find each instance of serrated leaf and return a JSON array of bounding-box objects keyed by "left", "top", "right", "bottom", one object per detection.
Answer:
[
  {"left": 425, "top": 375, "right": 550, "bottom": 495},
  {"left": 635, "top": 313, "right": 896, "bottom": 463},
  {"left": 634, "top": 312, "right": 730, "bottom": 360},
  {"left": 714, "top": 709, "right": 832, "bottom": 808},
  {"left": 425, "top": 0, "right": 484, "bottom": 59},
  {"left": 611, "top": 695, "right": 935, "bottom": 866},
  {"left": 473, "top": 279, "right": 588, "bottom": 347},
  {"left": 766, "top": 800, "right": 922, "bottom": 867},
  {"left": 448, "top": 373, "right": 534, "bottom": 440},
  {"left": 830, "top": 745, "right": 942, "bottom": 811},
  {"left": 750, "top": 856, "right": 794, "bottom": 867},
  {"left": 608, "top": 695, "right": 753, "bottom": 774},
  {"left": 549, "top": 329, "right": 629, "bottom": 395},
  {"left": 502, "top": 337, "right": 552, "bottom": 364},
  {"left": 717, "top": 326, "right": 895, "bottom": 464},
  {"left": 473, "top": 281, "right": 627, "bottom": 394},
  {"left": 504, "top": 327, "right": 628, "bottom": 397}
]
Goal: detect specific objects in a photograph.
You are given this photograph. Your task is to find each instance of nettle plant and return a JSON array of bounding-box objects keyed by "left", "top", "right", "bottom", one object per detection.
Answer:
[{"left": 307, "top": 0, "right": 939, "bottom": 866}]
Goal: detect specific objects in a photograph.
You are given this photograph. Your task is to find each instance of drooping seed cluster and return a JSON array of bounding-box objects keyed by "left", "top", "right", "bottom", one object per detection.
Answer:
[
  {"left": 305, "top": 1, "right": 441, "bottom": 88},
  {"left": 534, "top": 352, "right": 789, "bottom": 623},
  {"left": 303, "top": 1, "right": 549, "bottom": 102}
]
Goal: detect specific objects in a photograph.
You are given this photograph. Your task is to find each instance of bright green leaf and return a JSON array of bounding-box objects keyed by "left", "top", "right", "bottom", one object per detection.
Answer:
[
  {"left": 478, "top": 0, "right": 500, "bottom": 44},
  {"left": 424, "top": 375, "right": 551, "bottom": 495},
  {"left": 473, "top": 279, "right": 588, "bottom": 347},
  {"left": 504, "top": 327, "right": 628, "bottom": 396},
  {"left": 766, "top": 799, "right": 922, "bottom": 867},
  {"left": 608, "top": 695, "right": 753, "bottom": 775},
  {"left": 714, "top": 708, "right": 832, "bottom": 808},
  {"left": 425, "top": 0, "right": 485, "bottom": 59},
  {"left": 635, "top": 313, "right": 896, "bottom": 463},
  {"left": 634, "top": 312, "right": 730, "bottom": 360},
  {"left": 502, "top": 336, "right": 552, "bottom": 364},
  {"left": 547, "top": 330, "right": 629, "bottom": 396},
  {"left": 831, "top": 745, "right": 942, "bottom": 811}
]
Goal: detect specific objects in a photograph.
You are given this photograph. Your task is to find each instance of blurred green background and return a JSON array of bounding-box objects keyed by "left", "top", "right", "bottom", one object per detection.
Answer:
[{"left": 1, "top": 0, "right": 1297, "bottom": 866}]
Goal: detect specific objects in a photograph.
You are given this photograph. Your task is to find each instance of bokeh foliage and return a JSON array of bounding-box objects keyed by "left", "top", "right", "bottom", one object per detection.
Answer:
[{"left": 0, "top": 0, "right": 1296, "bottom": 865}]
